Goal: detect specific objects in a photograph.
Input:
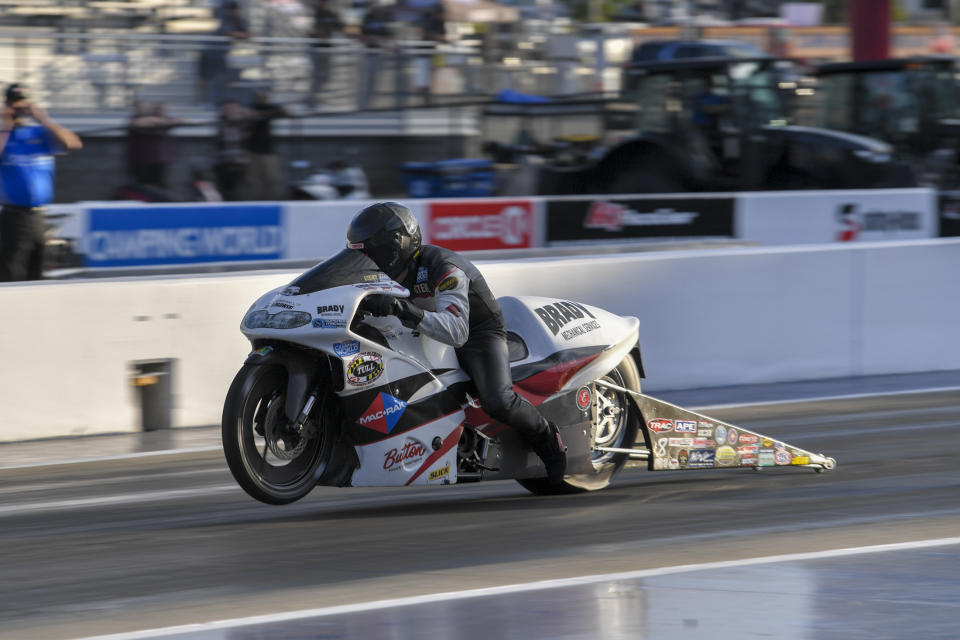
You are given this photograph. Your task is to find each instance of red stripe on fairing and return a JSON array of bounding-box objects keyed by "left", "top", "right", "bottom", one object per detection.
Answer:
[
  {"left": 405, "top": 424, "right": 463, "bottom": 486},
  {"left": 514, "top": 353, "right": 600, "bottom": 406}
]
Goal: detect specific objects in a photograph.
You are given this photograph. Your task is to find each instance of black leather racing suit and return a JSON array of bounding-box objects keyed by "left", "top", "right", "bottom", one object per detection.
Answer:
[{"left": 396, "top": 245, "right": 552, "bottom": 443}]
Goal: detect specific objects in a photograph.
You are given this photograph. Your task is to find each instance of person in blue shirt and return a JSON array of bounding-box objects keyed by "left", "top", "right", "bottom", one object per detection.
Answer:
[{"left": 0, "top": 84, "right": 82, "bottom": 281}]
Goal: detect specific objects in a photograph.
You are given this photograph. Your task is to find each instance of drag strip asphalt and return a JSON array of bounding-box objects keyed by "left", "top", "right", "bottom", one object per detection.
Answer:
[{"left": 0, "top": 389, "right": 957, "bottom": 639}]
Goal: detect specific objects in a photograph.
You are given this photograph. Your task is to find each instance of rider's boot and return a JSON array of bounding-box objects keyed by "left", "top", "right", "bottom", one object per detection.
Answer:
[{"left": 531, "top": 421, "right": 567, "bottom": 485}]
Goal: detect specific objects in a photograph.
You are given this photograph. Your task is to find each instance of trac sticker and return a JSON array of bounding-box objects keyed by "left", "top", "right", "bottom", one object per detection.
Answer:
[
  {"left": 648, "top": 419, "right": 673, "bottom": 433},
  {"left": 576, "top": 386, "right": 592, "bottom": 411},
  {"left": 438, "top": 275, "right": 459, "bottom": 292},
  {"left": 347, "top": 351, "right": 384, "bottom": 386}
]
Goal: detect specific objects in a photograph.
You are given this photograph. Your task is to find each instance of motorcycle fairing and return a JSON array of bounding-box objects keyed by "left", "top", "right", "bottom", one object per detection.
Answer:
[
  {"left": 632, "top": 394, "right": 836, "bottom": 472},
  {"left": 351, "top": 409, "right": 465, "bottom": 487}
]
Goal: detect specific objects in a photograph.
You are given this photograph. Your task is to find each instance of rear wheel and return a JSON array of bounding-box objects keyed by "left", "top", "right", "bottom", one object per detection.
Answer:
[
  {"left": 518, "top": 355, "right": 641, "bottom": 495},
  {"left": 222, "top": 364, "right": 333, "bottom": 505}
]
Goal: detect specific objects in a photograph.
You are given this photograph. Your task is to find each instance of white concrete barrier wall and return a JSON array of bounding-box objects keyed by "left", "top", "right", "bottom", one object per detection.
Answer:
[{"left": 2, "top": 238, "right": 959, "bottom": 441}]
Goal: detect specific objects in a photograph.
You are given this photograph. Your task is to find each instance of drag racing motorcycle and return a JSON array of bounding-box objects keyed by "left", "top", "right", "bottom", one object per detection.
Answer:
[{"left": 222, "top": 249, "right": 836, "bottom": 504}]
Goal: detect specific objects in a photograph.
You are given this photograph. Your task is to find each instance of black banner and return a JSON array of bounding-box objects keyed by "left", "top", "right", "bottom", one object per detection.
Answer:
[
  {"left": 938, "top": 192, "right": 960, "bottom": 237},
  {"left": 545, "top": 197, "right": 735, "bottom": 243}
]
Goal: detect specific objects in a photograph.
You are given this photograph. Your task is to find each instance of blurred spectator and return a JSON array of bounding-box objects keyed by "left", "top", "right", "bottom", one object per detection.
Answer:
[
  {"left": 0, "top": 84, "right": 81, "bottom": 281},
  {"left": 246, "top": 91, "right": 289, "bottom": 200},
  {"left": 214, "top": 101, "right": 250, "bottom": 201},
  {"left": 198, "top": 1, "right": 250, "bottom": 106},
  {"left": 357, "top": 3, "right": 393, "bottom": 110},
  {"left": 309, "top": 0, "right": 344, "bottom": 109},
  {"left": 411, "top": 3, "right": 446, "bottom": 104},
  {"left": 126, "top": 101, "right": 184, "bottom": 190}
]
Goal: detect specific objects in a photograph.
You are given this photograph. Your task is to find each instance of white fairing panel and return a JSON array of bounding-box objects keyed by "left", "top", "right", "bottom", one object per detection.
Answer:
[
  {"left": 351, "top": 410, "right": 464, "bottom": 487},
  {"left": 500, "top": 295, "right": 640, "bottom": 391}
]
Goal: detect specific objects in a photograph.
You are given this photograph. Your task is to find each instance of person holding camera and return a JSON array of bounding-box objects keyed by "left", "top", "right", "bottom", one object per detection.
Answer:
[{"left": 0, "top": 84, "right": 81, "bottom": 281}]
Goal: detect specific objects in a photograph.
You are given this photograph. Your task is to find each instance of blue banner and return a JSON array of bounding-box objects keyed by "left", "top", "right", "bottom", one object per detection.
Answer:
[{"left": 85, "top": 205, "right": 285, "bottom": 267}]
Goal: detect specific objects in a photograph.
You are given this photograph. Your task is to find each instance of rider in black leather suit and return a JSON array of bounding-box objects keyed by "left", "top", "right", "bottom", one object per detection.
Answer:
[{"left": 346, "top": 201, "right": 567, "bottom": 484}]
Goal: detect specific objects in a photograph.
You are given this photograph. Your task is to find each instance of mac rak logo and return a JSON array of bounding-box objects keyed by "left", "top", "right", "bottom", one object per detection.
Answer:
[{"left": 356, "top": 393, "right": 408, "bottom": 434}]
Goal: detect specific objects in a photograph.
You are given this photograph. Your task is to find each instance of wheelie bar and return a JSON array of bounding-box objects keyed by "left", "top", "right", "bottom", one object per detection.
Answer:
[{"left": 594, "top": 379, "right": 837, "bottom": 473}]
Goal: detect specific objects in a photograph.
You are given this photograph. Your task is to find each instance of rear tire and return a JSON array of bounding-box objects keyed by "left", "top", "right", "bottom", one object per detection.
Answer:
[
  {"left": 222, "top": 364, "right": 332, "bottom": 505},
  {"left": 518, "top": 355, "right": 641, "bottom": 495}
]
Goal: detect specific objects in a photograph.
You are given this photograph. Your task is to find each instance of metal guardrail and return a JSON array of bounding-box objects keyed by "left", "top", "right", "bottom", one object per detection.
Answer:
[{"left": 0, "top": 30, "right": 616, "bottom": 113}]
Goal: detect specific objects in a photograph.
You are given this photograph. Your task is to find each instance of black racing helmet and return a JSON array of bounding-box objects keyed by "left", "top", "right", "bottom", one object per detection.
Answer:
[{"left": 346, "top": 202, "right": 422, "bottom": 279}]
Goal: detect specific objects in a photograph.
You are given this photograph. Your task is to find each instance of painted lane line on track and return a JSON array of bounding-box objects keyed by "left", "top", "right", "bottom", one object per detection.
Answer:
[
  {"left": 76, "top": 536, "right": 960, "bottom": 640},
  {"left": 0, "top": 484, "right": 237, "bottom": 516},
  {"left": 691, "top": 385, "right": 960, "bottom": 412},
  {"left": 0, "top": 446, "right": 222, "bottom": 471}
]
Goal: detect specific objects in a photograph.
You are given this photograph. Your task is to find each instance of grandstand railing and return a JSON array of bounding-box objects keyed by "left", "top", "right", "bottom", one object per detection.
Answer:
[{"left": 0, "top": 31, "right": 614, "bottom": 113}]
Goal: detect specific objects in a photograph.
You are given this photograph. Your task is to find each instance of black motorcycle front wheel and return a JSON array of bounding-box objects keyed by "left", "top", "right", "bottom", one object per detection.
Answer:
[{"left": 222, "top": 364, "right": 331, "bottom": 505}]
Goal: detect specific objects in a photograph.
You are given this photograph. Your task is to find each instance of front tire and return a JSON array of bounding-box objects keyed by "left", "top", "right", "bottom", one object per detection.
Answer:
[
  {"left": 222, "top": 364, "right": 331, "bottom": 505},
  {"left": 518, "top": 355, "right": 641, "bottom": 495}
]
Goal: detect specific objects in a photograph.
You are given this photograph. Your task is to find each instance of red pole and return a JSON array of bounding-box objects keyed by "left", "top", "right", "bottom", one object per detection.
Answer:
[{"left": 850, "top": 0, "right": 891, "bottom": 61}]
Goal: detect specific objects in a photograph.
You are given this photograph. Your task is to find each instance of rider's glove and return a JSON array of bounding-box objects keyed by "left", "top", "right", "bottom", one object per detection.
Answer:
[
  {"left": 365, "top": 295, "right": 424, "bottom": 329},
  {"left": 366, "top": 294, "right": 401, "bottom": 318}
]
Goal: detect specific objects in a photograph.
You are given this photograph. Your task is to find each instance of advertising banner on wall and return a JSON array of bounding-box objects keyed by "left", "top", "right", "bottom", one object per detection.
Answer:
[
  {"left": 937, "top": 191, "right": 960, "bottom": 237},
  {"left": 426, "top": 199, "right": 536, "bottom": 251},
  {"left": 544, "top": 196, "right": 735, "bottom": 243},
  {"left": 737, "top": 189, "right": 936, "bottom": 245},
  {"left": 84, "top": 205, "right": 285, "bottom": 267}
]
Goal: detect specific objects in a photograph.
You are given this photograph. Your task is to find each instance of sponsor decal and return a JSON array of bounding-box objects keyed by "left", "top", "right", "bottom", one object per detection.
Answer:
[
  {"left": 413, "top": 283, "right": 431, "bottom": 296},
  {"left": 758, "top": 451, "right": 776, "bottom": 467},
  {"left": 271, "top": 300, "right": 294, "bottom": 310},
  {"left": 835, "top": 202, "right": 922, "bottom": 242},
  {"left": 791, "top": 456, "right": 811, "bottom": 466},
  {"left": 438, "top": 275, "right": 459, "bottom": 292},
  {"left": 693, "top": 437, "right": 716, "bottom": 449},
  {"left": 428, "top": 201, "right": 534, "bottom": 251},
  {"left": 560, "top": 320, "right": 601, "bottom": 342},
  {"left": 576, "top": 386, "right": 592, "bottom": 411},
  {"left": 687, "top": 449, "right": 715, "bottom": 468},
  {"left": 347, "top": 351, "right": 384, "bottom": 386},
  {"left": 333, "top": 340, "right": 361, "bottom": 357},
  {"left": 762, "top": 438, "right": 775, "bottom": 448},
  {"left": 653, "top": 457, "right": 669, "bottom": 470},
  {"left": 675, "top": 420, "right": 697, "bottom": 433},
  {"left": 737, "top": 445, "right": 759, "bottom": 455},
  {"left": 668, "top": 458, "right": 680, "bottom": 469},
  {"left": 416, "top": 267, "right": 429, "bottom": 283},
  {"left": 668, "top": 437, "right": 694, "bottom": 447},
  {"left": 737, "top": 434, "right": 759, "bottom": 445},
  {"left": 252, "top": 346, "right": 274, "bottom": 356},
  {"left": 316, "top": 304, "right": 345, "bottom": 315},
  {"left": 677, "top": 449, "right": 689, "bottom": 468},
  {"left": 716, "top": 445, "right": 737, "bottom": 467},
  {"left": 714, "top": 425, "right": 727, "bottom": 446},
  {"left": 727, "top": 428, "right": 739, "bottom": 445},
  {"left": 86, "top": 205, "right": 285, "bottom": 267},
  {"left": 361, "top": 274, "right": 380, "bottom": 282},
  {"left": 280, "top": 286, "right": 300, "bottom": 296},
  {"left": 356, "top": 392, "right": 407, "bottom": 434},
  {"left": 546, "top": 197, "right": 734, "bottom": 243},
  {"left": 648, "top": 419, "right": 673, "bottom": 434},
  {"left": 383, "top": 437, "right": 428, "bottom": 471},
  {"left": 313, "top": 318, "right": 347, "bottom": 329},
  {"left": 774, "top": 449, "right": 792, "bottom": 466},
  {"left": 533, "top": 300, "right": 599, "bottom": 338},
  {"left": 697, "top": 421, "right": 714, "bottom": 437},
  {"left": 429, "top": 464, "right": 450, "bottom": 481},
  {"left": 584, "top": 201, "right": 700, "bottom": 232}
]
